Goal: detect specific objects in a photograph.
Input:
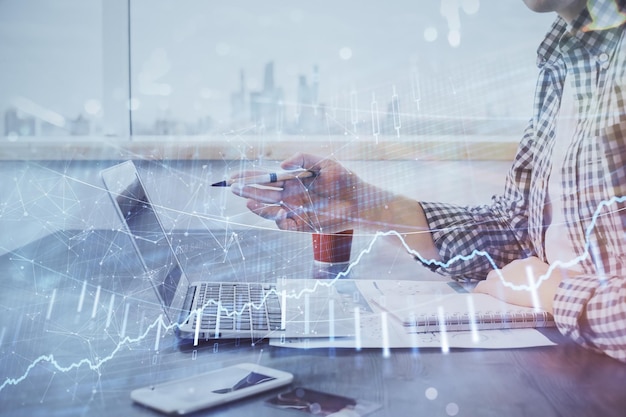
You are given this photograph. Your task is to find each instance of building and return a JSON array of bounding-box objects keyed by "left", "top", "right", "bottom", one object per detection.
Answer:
[{"left": 249, "top": 62, "right": 284, "bottom": 131}]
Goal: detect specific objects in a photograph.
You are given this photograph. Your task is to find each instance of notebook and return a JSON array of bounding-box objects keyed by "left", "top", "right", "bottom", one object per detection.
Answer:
[
  {"left": 367, "top": 290, "right": 555, "bottom": 333},
  {"left": 273, "top": 280, "right": 556, "bottom": 350}
]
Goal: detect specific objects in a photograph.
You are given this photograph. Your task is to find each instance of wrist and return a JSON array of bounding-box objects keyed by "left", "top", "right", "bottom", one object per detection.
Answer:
[
  {"left": 355, "top": 184, "right": 400, "bottom": 231},
  {"left": 355, "top": 187, "right": 441, "bottom": 262},
  {"left": 540, "top": 268, "right": 567, "bottom": 314}
]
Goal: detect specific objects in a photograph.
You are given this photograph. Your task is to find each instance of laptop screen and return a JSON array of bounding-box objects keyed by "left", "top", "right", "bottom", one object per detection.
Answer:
[{"left": 101, "top": 161, "right": 185, "bottom": 319}]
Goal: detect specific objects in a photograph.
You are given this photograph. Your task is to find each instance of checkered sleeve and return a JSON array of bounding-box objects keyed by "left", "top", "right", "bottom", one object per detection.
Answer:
[
  {"left": 554, "top": 275, "right": 626, "bottom": 363},
  {"left": 419, "top": 122, "right": 537, "bottom": 280},
  {"left": 419, "top": 201, "right": 528, "bottom": 280}
]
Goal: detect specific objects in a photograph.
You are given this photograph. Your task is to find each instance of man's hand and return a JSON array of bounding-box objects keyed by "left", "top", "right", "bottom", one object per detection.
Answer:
[
  {"left": 230, "top": 153, "right": 366, "bottom": 233},
  {"left": 229, "top": 152, "right": 442, "bottom": 261},
  {"left": 474, "top": 257, "right": 568, "bottom": 314}
]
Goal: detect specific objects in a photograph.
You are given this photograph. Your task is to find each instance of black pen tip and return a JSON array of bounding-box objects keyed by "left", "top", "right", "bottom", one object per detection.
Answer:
[{"left": 211, "top": 181, "right": 228, "bottom": 187}]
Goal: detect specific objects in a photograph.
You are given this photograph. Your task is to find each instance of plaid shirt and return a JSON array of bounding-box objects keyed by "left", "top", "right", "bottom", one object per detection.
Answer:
[{"left": 421, "top": 0, "right": 626, "bottom": 362}]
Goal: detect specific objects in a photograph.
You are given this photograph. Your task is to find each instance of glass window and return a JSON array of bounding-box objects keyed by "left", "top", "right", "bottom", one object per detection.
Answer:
[
  {"left": 129, "top": 1, "right": 554, "bottom": 138},
  {"left": 0, "top": 0, "right": 106, "bottom": 140},
  {"left": 1, "top": 0, "right": 556, "bottom": 150}
]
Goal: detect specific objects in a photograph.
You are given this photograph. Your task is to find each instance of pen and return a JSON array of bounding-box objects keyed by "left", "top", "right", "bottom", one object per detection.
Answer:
[
  {"left": 372, "top": 281, "right": 384, "bottom": 295},
  {"left": 211, "top": 170, "right": 316, "bottom": 187}
]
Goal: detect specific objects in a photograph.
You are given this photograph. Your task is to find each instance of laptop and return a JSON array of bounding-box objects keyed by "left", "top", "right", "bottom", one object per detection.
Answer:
[{"left": 101, "top": 161, "right": 365, "bottom": 342}]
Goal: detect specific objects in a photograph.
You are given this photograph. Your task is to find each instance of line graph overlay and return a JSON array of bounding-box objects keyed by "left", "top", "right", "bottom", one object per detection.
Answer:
[{"left": 1, "top": 194, "right": 623, "bottom": 394}]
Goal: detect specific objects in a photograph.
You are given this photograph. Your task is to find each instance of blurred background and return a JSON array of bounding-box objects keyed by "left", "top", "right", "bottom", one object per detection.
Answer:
[{"left": 1, "top": 0, "right": 554, "bottom": 139}]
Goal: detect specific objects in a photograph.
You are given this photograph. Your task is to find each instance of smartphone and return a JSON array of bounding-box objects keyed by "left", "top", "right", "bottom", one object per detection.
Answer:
[{"left": 131, "top": 363, "right": 294, "bottom": 415}]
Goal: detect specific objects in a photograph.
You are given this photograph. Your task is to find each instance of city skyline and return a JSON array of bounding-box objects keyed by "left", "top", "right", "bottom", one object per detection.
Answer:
[
  {"left": 0, "top": 1, "right": 555, "bottom": 138},
  {"left": 3, "top": 57, "right": 531, "bottom": 138}
]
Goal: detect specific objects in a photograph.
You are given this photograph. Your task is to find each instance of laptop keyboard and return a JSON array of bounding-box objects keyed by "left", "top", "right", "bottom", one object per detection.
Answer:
[{"left": 192, "top": 282, "right": 282, "bottom": 333}]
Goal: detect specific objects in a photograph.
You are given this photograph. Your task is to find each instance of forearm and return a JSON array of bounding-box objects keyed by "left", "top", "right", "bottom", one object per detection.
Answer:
[{"left": 355, "top": 184, "right": 441, "bottom": 263}]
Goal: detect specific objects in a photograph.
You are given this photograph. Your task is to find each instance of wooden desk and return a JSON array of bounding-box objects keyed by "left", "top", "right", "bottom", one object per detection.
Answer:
[{"left": 1, "top": 230, "right": 625, "bottom": 417}]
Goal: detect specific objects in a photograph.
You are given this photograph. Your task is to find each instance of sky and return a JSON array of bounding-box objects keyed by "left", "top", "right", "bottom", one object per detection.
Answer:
[{"left": 0, "top": 0, "right": 557, "bottom": 134}]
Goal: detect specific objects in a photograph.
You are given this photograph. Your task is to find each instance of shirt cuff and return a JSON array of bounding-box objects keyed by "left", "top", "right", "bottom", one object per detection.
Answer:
[{"left": 553, "top": 274, "right": 597, "bottom": 347}]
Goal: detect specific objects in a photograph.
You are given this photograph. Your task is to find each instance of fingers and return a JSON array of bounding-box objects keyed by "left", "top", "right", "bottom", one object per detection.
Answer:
[
  {"left": 473, "top": 270, "right": 498, "bottom": 294},
  {"left": 245, "top": 199, "right": 311, "bottom": 232},
  {"left": 245, "top": 199, "right": 285, "bottom": 221},
  {"left": 229, "top": 169, "right": 266, "bottom": 180},
  {"left": 473, "top": 280, "right": 489, "bottom": 294},
  {"left": 232, "top": 183, "right": 284, "bottom": 204},
  {"left": 276, "top": 217, "right": 300, "bottom": 232},
  {"left": 281, "top": 153, "right": 327, "bottom": 173},
  {"left": 473, "top": 270, "right": 520, "bottom": 305},
  {"left": 228, "top": 153, "right": 344, "bottom": 233},
  {"left": 229, "top": 154, "right": 326, "bottom": 181}
]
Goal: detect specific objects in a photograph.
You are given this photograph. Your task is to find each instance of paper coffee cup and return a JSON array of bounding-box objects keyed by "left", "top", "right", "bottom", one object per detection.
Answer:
[{"left": 312, "top": 230, "right": 353, "bottom": 264}]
